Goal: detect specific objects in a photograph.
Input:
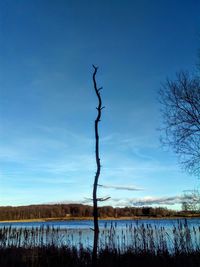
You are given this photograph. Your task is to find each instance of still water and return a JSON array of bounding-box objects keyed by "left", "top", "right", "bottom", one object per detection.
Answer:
[{"left": 1, "top": 218, "right": 200, "bottom": 228}]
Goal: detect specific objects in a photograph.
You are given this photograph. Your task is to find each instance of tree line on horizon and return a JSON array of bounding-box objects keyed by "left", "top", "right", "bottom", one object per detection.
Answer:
[{"left": 0, "top": 203, "right": 198, "bottom": 221}]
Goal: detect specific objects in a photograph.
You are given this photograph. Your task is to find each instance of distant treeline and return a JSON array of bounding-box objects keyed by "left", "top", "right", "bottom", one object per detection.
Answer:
[{"left": 0, "top": 204, "right": 193, "bottom": 221}]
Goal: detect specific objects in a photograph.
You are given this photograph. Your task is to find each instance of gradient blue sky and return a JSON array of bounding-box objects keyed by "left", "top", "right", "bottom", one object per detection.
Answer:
[{"left": 0, "top": 0, "right": 200, "bottom": 208}]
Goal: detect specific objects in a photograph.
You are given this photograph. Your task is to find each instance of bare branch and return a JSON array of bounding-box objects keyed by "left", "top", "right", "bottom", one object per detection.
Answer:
[{"left": 97, "top": 197, "right": 111, "bottom": 202}]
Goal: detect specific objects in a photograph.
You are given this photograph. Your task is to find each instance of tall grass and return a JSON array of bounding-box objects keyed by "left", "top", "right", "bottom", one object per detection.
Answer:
[{"left": 0, "top": 220, "right": 200, "bottom": 266}]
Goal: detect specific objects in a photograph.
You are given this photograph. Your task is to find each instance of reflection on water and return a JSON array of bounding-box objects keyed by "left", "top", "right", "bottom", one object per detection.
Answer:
[{"left": 0, "top": 219, "right": 200, "bottom": 253}]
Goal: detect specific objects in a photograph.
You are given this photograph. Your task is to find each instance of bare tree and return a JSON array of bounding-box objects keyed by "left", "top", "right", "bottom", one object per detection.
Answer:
[
  {"left": 92, "top": 65, "right": 104, "bottom": 266},
  {"left": 159, "top": 71, "right": 200, "bottom": 176},
  {"left": 182, "top": 189, "right": 200, "bottom": 212}
]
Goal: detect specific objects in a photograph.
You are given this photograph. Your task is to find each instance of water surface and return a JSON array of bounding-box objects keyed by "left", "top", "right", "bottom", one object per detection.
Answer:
[{"left": 1, "top": 218, "right": 200, "bottom": 252}]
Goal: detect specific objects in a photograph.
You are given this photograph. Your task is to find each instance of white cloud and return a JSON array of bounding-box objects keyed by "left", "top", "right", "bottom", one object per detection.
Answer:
[{"left": 110, "top": 195, "right": 197, "bottom": 207}]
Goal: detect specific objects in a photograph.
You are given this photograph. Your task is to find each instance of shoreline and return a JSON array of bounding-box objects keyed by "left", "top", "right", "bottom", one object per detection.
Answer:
[{"left": 1, "top": 215, "right": 200, "bottom": 223}]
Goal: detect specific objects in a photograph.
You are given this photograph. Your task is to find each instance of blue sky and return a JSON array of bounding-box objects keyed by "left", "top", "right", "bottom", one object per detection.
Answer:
[{"left": 0, "top": 0, "right": 200, "bottom": 208}]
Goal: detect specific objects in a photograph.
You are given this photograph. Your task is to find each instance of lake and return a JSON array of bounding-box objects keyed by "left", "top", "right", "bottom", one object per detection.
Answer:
[
  {"left": 1, "top": 217, "right": 200, "bottom": 229},
  {"left": 0, "top": 218, "right": 200, "bottom": 253}
]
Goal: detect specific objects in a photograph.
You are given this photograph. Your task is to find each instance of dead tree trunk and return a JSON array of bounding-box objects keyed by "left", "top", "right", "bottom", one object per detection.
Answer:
[{"left": 92, "top": 65, "right": 104, "bottom": 266}]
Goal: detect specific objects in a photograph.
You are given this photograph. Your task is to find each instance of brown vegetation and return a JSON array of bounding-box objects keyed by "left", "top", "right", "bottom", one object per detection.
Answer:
[
  {"left": 0, "top": 220, "right": 200, "bottom": 267},
  {"left": 0, "top": 204, "right": 199, "bottom": 222}
]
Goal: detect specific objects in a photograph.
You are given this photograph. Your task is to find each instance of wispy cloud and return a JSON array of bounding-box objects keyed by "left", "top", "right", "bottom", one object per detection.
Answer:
[
  {"left": 98, "top": 184, "right": 143, "bottom": 191},
  {"left": 102, "top": 132, "right": 159, "bottom": 150}
]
